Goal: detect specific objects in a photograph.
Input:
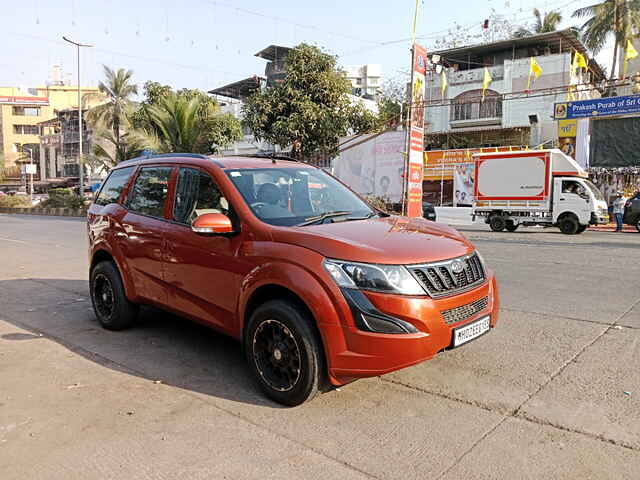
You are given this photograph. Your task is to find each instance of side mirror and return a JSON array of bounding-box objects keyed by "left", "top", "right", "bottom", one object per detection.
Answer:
[{"left": 191, "top": 213, "right": 233, "bottom": 234}]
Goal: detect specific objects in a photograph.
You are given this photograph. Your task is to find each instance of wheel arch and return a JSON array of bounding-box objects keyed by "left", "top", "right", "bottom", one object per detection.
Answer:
[{"left": 90, "top": 247, "right": 137, "bottom": 301}]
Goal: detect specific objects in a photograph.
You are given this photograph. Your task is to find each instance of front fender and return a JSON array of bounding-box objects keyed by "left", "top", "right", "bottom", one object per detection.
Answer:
[{"left": 237, "top": 245, "right": 351, "bottom": 386}]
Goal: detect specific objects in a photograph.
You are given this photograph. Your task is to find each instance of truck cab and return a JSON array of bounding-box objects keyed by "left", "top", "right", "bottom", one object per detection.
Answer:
[{"left": 552, "top": 177, "right": 608, "bottom": 230}]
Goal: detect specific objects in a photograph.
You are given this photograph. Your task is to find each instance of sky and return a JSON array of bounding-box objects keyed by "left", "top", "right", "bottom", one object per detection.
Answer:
[{"left": 2, "top": 0, "right": 614, "bottom": 96}]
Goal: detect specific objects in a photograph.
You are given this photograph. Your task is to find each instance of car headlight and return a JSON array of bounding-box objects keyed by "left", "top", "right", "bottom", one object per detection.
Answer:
[{"left": 323, "top": 259, "right": 425, "bottom": 295}]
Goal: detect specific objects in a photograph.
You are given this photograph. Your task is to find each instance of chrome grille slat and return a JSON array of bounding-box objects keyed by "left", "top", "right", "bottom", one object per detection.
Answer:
[
  {"left": 441, "top": 297, "right": 489, "bottom": 325},
  {"left": 410, "top": 253, "right": 487, "bottom": 298}
]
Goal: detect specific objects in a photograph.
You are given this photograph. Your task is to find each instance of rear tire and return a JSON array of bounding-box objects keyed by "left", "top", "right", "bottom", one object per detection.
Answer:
[
  {"left": 636, "top": 216, "right": 640, "bottom": 233},
  {"left": 245, "top": 300, "right": 323, "bottom": 406},
  {"left": 505, "top": 221, "right": 519, "bottom": 232},
  {"left": 90, "top": 261, "right": 139, "bottom": 331},
  {"left": 558, "top": 214, "right": 579, "bottom": 235},
  {"left": 489, "top": 215, "right": 506, "bottom": 232},
  {"left": 576, "top": 225, "right": 587, "bottom": 234}
]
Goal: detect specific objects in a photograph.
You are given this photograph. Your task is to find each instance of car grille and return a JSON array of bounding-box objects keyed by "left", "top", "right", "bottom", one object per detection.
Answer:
[
  {"left": 441, "top": 297, "right": 489, "bottom": 325},
  {"left": 410, "top": 253, "right": 486, "bottom": 298}
]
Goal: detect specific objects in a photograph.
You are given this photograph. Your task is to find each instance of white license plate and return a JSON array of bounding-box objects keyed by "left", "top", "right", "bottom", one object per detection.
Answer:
[{"left": 453, "top": 316, "right": 490, "bottom": 347}]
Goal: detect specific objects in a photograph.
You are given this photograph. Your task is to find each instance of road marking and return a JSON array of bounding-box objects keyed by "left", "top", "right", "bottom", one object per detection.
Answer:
[{"left": 0, "top": 237, "right": 28, "bottom": 244}]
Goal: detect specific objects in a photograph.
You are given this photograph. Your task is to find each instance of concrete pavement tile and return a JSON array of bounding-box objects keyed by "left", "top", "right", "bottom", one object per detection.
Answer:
[
  {"left": 385, "top": 310, "right": 607, "bottom": 413},
  {"left": 519, "top": 328, "right": 640, "bottom": 450},
  {"left": 211, "top": 377, "right": 504, "bottom": 480},
  {"left": 440, "top": 417, "right": 640, "bottom": 480},
  {"left": 0, "top": 320, "right": 371, "bottom": 480},
  {"left": 619, "top": 303, "right": 640, "bottom": 329}
]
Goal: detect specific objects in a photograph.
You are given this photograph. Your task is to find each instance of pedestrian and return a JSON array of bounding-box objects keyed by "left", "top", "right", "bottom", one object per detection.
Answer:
[{"left": 612, "top": 191, "right": 627, "bottom": 232}]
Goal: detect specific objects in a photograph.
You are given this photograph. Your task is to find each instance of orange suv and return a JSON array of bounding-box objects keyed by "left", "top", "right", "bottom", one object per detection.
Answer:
[{"left": 88, "top": 154, "right": 499, "bottom": 405}]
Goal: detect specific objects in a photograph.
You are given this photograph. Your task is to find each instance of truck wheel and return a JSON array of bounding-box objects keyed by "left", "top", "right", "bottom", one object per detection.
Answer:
[
  {"left": 558, "top": 214, "right": 579, "bottom": 235},
  {"left": 90, "top": 261, "right": 139, "bottom": 330},
  {"left": 489, "top": 215, "right": 506, "bottom": 232},
  {"left": 505, "top": 221, "right": 519, "bottom": 232},
  {"left": 576, "top": 225, "right": 587, "bottom": 234},
  {"left": 245, "top": 300, "right": 323, "bottom": 406}
]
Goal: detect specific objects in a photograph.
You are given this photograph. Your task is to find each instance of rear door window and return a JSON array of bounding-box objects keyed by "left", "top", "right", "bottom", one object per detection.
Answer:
[
  {"left": 126, "top": 166, "right": 172, "bottom": 218},
  {"left": 94, "top": 167, "right": 135, "bottom": 206}
]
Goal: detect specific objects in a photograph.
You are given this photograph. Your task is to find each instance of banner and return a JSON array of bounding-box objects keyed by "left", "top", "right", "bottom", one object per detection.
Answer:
[
  {"left": 405, "top": 43, "right": 427, "bottom": 217},
  {"left": 424, "top": 146, "right": 517, "bottom": 181},
  {"left": 453, "top": 163, "right": 475, "bottom": 206},
  {"left": 554, "top": 95, "right": 640, "bottom": 119},
  {"left": 333, "top": 131, "right": 406, "bottom": 203}
]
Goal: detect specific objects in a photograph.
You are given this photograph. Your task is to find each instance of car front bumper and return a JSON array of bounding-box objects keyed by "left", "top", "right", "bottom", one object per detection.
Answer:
[{"left": 325, "top": 272, "right": 499, "bottom": 385}]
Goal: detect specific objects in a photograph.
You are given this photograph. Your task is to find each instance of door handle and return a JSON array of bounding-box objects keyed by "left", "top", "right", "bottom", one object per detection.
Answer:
[{"left": 560, "top": 198, "right": 566, "bottom": 201}]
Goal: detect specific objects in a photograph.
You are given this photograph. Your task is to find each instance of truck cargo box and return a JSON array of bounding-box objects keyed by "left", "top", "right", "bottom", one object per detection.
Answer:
[{"left": 473, "top": 149, "right": 586, "bottom": 212}]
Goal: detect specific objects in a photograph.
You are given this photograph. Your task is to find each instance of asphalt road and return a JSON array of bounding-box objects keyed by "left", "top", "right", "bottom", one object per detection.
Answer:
[{"left": 1, "top": 214, "right": 639, "bottom": 479}]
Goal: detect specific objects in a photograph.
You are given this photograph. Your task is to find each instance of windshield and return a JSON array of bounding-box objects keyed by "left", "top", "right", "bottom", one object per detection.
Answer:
[
  {"left": 582, "top": 180, "right": 605, "bottom": 202},
  {"left": 226, "top": 167, "right": 374, "bottom": 226}
]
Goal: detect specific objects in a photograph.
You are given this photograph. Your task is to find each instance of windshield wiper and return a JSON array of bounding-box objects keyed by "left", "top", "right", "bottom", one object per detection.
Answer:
[
  {"left": 297, "top": 210, "right": 353, "bottom": 226},
  {"left": 338, "top": 212, "right": 380, "bottom": 222}
]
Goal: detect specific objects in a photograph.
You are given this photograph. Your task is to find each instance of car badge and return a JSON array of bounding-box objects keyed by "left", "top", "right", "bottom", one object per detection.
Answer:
[{"left": 450, "top": 260, "right": 465, "bottom": 274}]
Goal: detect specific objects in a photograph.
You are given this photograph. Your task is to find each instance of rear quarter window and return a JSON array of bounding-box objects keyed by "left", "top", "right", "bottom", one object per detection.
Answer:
[{"left": 94, "top": 167, "right": 136, "bottom": 206}]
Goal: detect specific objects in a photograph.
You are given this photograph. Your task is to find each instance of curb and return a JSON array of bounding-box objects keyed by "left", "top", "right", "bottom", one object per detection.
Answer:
[{"left": 0, "top": 207, "right": 88, "bottom": 218}]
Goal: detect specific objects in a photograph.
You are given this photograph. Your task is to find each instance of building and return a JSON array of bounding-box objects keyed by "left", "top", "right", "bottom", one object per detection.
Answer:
[
  {"left": 421, "top": 29, "right": 606, "bottom": 205},
  {"left": 0, "top": 83, "right": 103, "bottom": 174},
  {"left": 344, "top": 64, "right": 382, "bottom": 99},
  {"left": 38, "top": 108, "right": 94, "bottom": 180},
  {"left": 424, "top": 29, "right": 605, "bottom": 150}
]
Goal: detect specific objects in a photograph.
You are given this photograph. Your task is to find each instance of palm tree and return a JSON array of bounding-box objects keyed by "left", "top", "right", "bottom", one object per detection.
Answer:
[
  {"left": 513, "top": 9, "right": 562, "bottom": 38},
  {"left": 87, "top": 66, "right": 138, "bottom": 159},
  {"left": 137, "top": 93, "right": 209, "bottom": 153},
  {"left": 534, "top": 8, "right": 563, "bottom": 33},
  {"left": 573, "top": 0, "right": 640, "bottom": 79}
]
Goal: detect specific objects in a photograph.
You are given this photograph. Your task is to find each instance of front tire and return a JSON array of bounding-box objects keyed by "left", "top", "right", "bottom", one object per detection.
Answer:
[
  {"left": 90, "top": 261, "right": 138, "bottom": 331},
  {"left": 558, "top": 214, "right": 579, "bottom": 235},
  {"left": 245, "top": 300, "right": 323, "bottom": 406},
  {"left": 576, "top": 225, "right": 587, "bottom": 234},
  {"left": 636, "top": 217, "right": 640, "bottom": 233}
]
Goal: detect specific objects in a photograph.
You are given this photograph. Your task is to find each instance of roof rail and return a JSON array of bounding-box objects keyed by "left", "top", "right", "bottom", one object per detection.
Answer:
[
  {"left": 119, "top": 152, "right": 210, "bottom": 166},
  {"left": 237, "top": 153, "right": 301, "bottom": 163}
]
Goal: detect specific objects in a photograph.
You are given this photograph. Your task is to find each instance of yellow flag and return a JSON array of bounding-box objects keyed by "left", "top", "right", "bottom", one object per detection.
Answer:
[
  {"left": 624, "top": 40, "right": 639, "bottom": 77},
  {"left": 528, "top": 57, "right": 542, "bottom": 89},
  {"left": 441, "top": 70, "right": 448, "bottom": 97},
  {"left": 482, "top": 67, "right": 492, "bottom": 101},
  {"left": 567, "top": 85, "right": 576, "bottom": 101},
  {"left": 626, "top": 39, "right": 639, "bottom": 60},
  {"left": 573, "top": 51, "right": 587, "bottom": 73}
]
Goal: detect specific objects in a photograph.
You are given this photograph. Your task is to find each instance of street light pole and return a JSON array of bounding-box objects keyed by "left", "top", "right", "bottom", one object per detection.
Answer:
[
  {"left": 23, "top": 147, "right": 34, "bottom": 204},
  {"left": 62, "top": 36, "right": 93, "bottom": 198}
]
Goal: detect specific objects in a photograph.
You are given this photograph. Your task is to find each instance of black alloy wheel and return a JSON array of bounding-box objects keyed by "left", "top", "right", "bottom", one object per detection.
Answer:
[
  {"left": 90, "top": 261, "right": 139, "bottom": 331},
  {"left": 252, "top": 319, "right": 301, "bottom": 392},
  {"left": 93, "top": 273, "right": 115, "bottom": 320},
  {"left": 245, "top": 300, "right": 323, "bottom": 406}
]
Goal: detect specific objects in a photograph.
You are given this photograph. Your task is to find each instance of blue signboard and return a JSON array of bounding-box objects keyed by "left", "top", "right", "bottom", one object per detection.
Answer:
[{"left": 554, "top": 95, "right": 640, "bottom": 119}]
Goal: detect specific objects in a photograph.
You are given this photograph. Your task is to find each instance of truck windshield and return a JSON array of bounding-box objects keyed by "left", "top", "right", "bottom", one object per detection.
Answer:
[
  {"left": 583, "top": 180, "right": 605, "bottom": 201},
  {"left": 225, "top": 167, "right": 374, "bottom": 227}
]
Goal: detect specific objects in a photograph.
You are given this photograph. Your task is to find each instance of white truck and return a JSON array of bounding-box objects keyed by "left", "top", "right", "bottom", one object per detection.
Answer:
[{"left": 472, "top": 149, "right": 609, "bottom": 235}]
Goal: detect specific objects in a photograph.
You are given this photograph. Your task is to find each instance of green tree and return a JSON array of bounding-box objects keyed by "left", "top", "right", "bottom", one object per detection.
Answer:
[
  {"left": 87, "top": 66, "right": 138, "bottom": 157},
  {"left": 135, "top": 92, "right": 241, "bottom": 154},
  {"left": 573, "top": 0, "right": 640, "bottom": 79},
  {"left": 241, "top": 43, "right": 377, "bottom": 158}
]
